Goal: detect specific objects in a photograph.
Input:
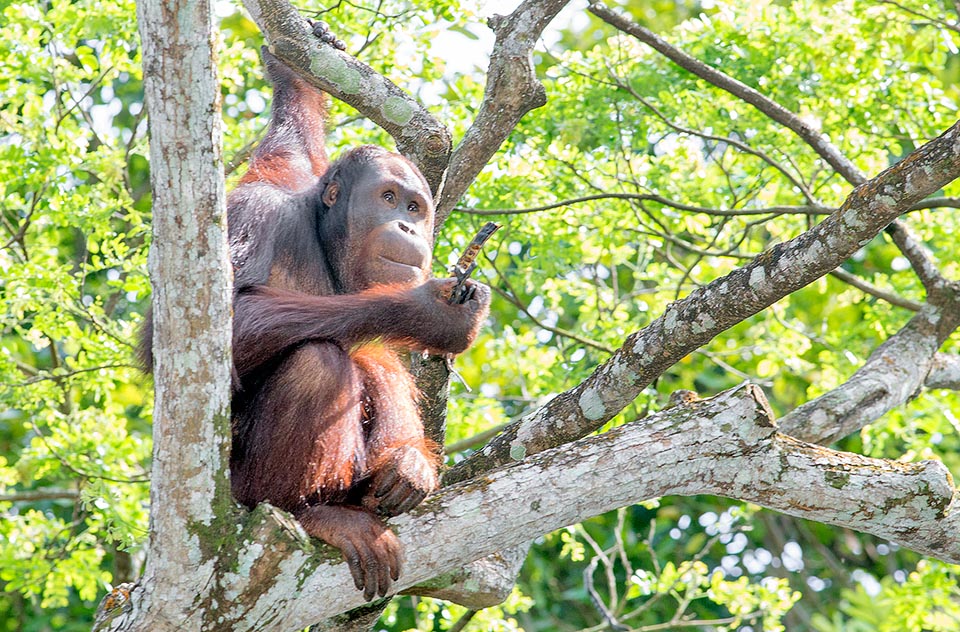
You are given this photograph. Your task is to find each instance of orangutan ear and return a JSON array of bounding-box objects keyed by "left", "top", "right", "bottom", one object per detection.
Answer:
[{"left": 322, "top": 181, "right": 339, "bottom": 207}]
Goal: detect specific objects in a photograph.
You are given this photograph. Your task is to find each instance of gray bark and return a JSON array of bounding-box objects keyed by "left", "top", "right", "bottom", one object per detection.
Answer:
[
  {"left": 99, "top": 386, "right": 960, "bottom": 631},
  {"left": 928, "top": 354, "right": 960, "bottom": 390},
  {"left": 94, "top": 0, "right": 232, "bottom": 629},
  {"left": 780, "top": 304, "right": 960, "bottom": 443}
]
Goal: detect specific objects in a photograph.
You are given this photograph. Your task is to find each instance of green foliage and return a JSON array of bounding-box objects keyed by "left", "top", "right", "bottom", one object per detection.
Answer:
[
  {"left": 380, "top": 587, "right": 533, "bottom": 632},
  {"left": 812, "top": 561, "right": 960, "bottom": 632},
  {"left": 0, "top": 0, "right": 151, "bottom": 623},
  {"left": 2, "top": 0, "right": 959, "bottom": 629}
]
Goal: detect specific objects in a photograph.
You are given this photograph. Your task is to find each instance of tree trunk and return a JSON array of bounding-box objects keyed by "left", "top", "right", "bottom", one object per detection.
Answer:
[{"left": 94, "top": 0, "right": 233, "bottom": 629}]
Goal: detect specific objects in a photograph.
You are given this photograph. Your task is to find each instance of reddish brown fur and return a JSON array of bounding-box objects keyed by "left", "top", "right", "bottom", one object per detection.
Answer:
[
  {"left": 238, "top": 55, "right": 329, "bottom": 191},
  {"left": 214, "top": 47, "right": 489, "bottom": 601},
  {"left": 139, "top": 46, "right": 487, "bottom": 600}
]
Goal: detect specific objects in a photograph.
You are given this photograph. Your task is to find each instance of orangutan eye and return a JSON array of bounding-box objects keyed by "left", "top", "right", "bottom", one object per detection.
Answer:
[
  {"left": 407, "top": 202, "right": 419, "bottom": 214},
  {"left": 383, "top": 191, "right": 396, "bottom": 204}
]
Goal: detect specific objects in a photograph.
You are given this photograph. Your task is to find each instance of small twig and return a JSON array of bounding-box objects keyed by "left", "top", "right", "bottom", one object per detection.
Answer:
[
  {"left": 634, "top": 611, "right": 763, "bottom": 632},
  {"left": 578, "top": 525, "right": 620, "bottom": 611},
  {"left": 617, "top": 77, "right": 819, "bottom": 204},
  {"left": 0, "top": 489, "right": 80, "bottom": 502},
  {"left": 696, "top": 349, "right": 773, "bottom": 386},
  {"left": 448, "top": 609, "right": 479, "bottom": 632},
  {"left": 53, "top": 65, "right": 115, "bottom": 136},
  {"left": 582, "top": 550, "right": 629, "bottom": 631},
  {"left": 3, "top": 363, "right": 140, "bottom": 389},
  {"left": 445, "top": 423, "right": 510, "bottom": 454},
  {"left": 27, "top": 419, "right": 149, "bottom": 485},
  {"left": 489, "top": 255, "right": 615, "bottom": 354},
  {"left": 885, "top": 221, "right": 947, "bottom": 296},
  {"left": 588, "top": 2, "right": 867, "bottom": 186},
  {"left": 1, "top": 182, "right": 47, "bottom": 254},
  {"left": 874, "top": 0, "right": 960, "bottom": 33},
  {"left": 828, "top": 268, "right": 923, "bottom": 312},
  {"left": 225, "top": 134, "right": 262, "bottom": 177}
]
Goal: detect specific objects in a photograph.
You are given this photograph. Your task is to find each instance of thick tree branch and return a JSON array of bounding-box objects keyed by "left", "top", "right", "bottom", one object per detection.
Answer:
[
  {"left": 409, "top": 353, "right": 452, "bottom": 448},
  {"left": 779, "top": 301, "right": 960, "bottom": 443},
  {"left": 447, "top": 120, "right": 960, "bottom": 484},
  {"left": 435, "top": 0, "right": 572, "bottom": 225},
  {"left": 927, "top": 354, "right": 960, "bottom": 390},
  {"left": 101, "top": 386, "right": 958, "bottom": 630},
  {"left": 102, "top": 0, "right": 234, "bottom": 629},
  {"left": 404, "top": 544, "right": 530, "bottom": 608},
  {"left": 239, "top": 0, "right": 452, "bottom": 194}
]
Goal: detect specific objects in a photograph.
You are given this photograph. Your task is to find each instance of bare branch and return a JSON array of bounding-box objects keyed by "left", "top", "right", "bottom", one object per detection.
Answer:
[
  {"left": 912, "top": 196, "right": 960, "bottom": 211},
  {"left": 885, "top": 221, "right": 949, "bottom": 297},
  {"left": 447, "top": 119, "right": 960, "bottom": 484},
  {"left": 927, "top": 354, "right": 960, "bottom": 390},
  {"left": 0, "top": 490, "right": 79, "bottom": 502},
  {"left": 458, "top": 195, "right": 955, "bottom": 219},
  {"left": 445, "top": 422, "right": 510, "bottom": 454},
  {"left": 456, "top": 192, "right": 830, "bottom": 217},
  {"left": 874, "top": 0, "right": 960, "bottom": 34},
  {"left": 779, "top": 302, "right": 960, "bottom": 443},
  {"left": 122, "top": 386, "right": 959, "bottom": 630},
  {"left": 405, "top": 544, "right": 529, "bottom": 609},
  {"left": 3, "top": 363, "right": 140, "bottom": 388},
  {"left": 436, "top": 0, "right": 573, "bottom": 225},
  {"left": 828, "top": 268, "right": 923, "bottom": 312}
]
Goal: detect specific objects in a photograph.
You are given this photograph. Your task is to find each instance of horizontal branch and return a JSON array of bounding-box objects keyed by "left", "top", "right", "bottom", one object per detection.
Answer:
[
  {"left": 447, "top": 119, "right": 960, "bottom": 484},
  {"left": 202, "top": 385, "right": 960, "bottom": 629},
  {"left": 0, "top": 489, "right": 79, "bottom": 502},
  {"left": 404, "top": 543, "right": 529, "bottom": 609},
  {"left": 457, "top": 196, "right": 955, "bottom": 220},
  {"left": 456, "top": 193, "right": 831, "bottom": 217},
  {"left": 912, "top": 196, "right": 960, "bottom": 211}
]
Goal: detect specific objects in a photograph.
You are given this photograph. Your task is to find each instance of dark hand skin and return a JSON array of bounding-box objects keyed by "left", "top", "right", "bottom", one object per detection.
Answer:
[
  {"left": 363, "top": 445, "right": 439, "bottom": 517},
  {"left": 405, "top": 278, "right": 491, "bottom": 355},
  {"left": 297, "top": 505, "right": 404, "bottom": 601}
]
